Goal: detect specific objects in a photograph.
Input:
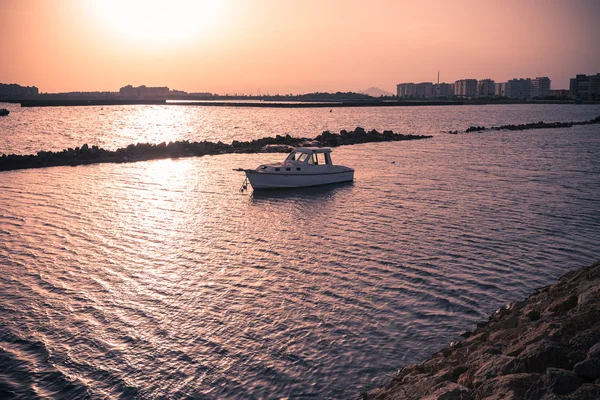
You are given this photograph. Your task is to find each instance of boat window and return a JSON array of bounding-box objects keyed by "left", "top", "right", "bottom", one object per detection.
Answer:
[
  {"left": 307, "top": 154, "right": 316, "bottom": 165},
  {"left": 286, "top": 167, "right": 291, "bottom": 171},
  {"left": 275, "top": 167, "right": 280, "bottom": 171},
  {"left": 316, "top": 153, "right": 326, "bottom": 165},
  {"left": 296, "top": 153, "right": 308, "bottom": 163},
  {"left": 286, "top": 152, "right": 298, "bottom": 161},
  {"left": 296, "top": 167, "right": 301, "bottom": 171}
]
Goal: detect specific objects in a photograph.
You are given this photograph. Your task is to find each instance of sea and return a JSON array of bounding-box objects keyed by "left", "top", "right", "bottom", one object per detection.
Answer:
[{"left": 1, "top": 102, "right": 600, "bottom": 399}]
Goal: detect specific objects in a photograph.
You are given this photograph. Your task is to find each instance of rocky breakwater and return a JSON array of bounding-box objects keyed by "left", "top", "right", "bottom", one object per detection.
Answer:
[
  {"left": 367, "top": 260, "right": 600, "bottom": 400},
  {"left": 0, "top": 128, "right": 432, "bottom": 172},
  {"left": 457, "top": 116, "right": 600, "bottom": 134}
]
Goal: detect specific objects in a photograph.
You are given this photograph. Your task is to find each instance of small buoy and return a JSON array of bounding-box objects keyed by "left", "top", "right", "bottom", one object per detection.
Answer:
[
  {"left": 391, "top": 161, "right": 396, "bottom": 164},
  {"left": 330, "top": 109, "right": 332, "bottom": 112}
]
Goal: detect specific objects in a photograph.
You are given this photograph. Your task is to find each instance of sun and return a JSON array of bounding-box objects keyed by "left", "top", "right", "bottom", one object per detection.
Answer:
[{"left": 88, "top": 0, "right": 226, "bottom": 45}]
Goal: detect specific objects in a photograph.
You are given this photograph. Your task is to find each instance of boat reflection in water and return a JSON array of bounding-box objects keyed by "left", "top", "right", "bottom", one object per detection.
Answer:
[{"left": 239, "top": 147, "right": 354, "bottom": 190}]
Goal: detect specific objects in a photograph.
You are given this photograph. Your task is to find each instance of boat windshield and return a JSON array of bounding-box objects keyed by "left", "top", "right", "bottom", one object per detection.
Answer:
[{"left": 287, "top": 152, "right": 309, "bottom": 162}]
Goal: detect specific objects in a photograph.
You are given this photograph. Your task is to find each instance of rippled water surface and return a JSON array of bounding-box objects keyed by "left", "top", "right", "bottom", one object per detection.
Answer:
[{"left": 1, "top": 103, "right": 600, "bottom": 398}]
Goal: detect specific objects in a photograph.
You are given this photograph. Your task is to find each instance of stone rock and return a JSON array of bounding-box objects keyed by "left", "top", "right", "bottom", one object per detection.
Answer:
[
  {"left": 547, "top": 295, "right": 578, "bottom": 314},
  {"left": 562, "top": 383, "right": 600, "bottom": 399},
  {"left": 525, "top": 368, "right": 583, "bottom": 398},
  {"left": 509, "top": 340, "right": 571, "bottom": 374},
  {"left": 421, "top": 382, "right": 473, "bottom": 400},
  {"left": 568, "top": 330, "right": 600, "bottom": 352},
  {"left": 472, "top": 356, "right": 515, "bottom": 387},
  {"left": 485, "top": 346, "right": 503, "bottom": 355},
  {"left": 526, "top": 310, "right": 541, "bottom": 321},
  {"left": 588, "top": 342, "right": 600, "bottom": 359},
  {"left": 354, "top": 127, "right": 366, "bottom": 135},
  {"left": 573, "top": 358, "right": 600, "bottom": 380},
  {"left": 500, "top": 315, "right": 519, "bottom": 330},
  {"left": 478, "top": 373, "right": 540, "bottom": 399}
]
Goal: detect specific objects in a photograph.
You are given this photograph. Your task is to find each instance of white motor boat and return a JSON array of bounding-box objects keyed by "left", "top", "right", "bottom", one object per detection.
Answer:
[{"left": 239, "top": 147, "right": 354, "bottom": 190}]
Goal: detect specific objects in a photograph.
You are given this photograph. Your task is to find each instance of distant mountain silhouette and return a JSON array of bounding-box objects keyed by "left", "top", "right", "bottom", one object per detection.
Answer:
[{"left": 360, "top": 87, "right": 394, "bottom": 97}]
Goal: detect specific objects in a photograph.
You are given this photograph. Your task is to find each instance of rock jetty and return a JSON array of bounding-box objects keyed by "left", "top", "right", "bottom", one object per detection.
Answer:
[
  {"left": 367, "top": 260, "right": 600, "bottom": 400},
  {"left": 461, "top": 116, "right": 600, "bottom": 133},
  {"left": 0, "top": 128, "right": 431, "bottom": 172}
]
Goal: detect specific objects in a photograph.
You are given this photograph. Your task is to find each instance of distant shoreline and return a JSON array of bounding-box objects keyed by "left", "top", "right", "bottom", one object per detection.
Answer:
[{"left": 10, "top": 99, "right": 598, "bottom": 108}]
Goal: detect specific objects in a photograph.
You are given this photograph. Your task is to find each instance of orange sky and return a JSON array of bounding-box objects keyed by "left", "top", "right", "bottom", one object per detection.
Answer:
[{"left": 0, "top": 0, "right": 598, "bottom": 94}]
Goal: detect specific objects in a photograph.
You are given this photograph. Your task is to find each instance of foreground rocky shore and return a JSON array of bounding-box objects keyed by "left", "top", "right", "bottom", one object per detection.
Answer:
[
  {"left": 0, "top": 128, "right": 431, "bottom": 172},
  {"left": 367, "top": 260, "right": 600, "bottom": 400}
]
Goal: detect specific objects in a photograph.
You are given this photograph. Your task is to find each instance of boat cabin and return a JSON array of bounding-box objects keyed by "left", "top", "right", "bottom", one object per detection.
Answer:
[{"left": 285, "top": 147, "right": 332, "bottom": 166}]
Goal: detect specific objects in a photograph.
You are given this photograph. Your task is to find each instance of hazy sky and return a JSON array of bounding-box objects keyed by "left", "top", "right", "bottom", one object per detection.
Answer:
[{"left": 1, "top": 0, "right": 599, "bottom": 94}]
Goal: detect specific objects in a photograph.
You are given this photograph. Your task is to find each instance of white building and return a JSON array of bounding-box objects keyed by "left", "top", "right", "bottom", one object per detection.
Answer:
[
  {"left": 507, "top": 78, "right": 532, "bottom": 99},
  {"left": 530, "top": 77, "right": 551, "bottom": 98},
  {"left": 416, "top": 82, "right": 433, "bottom": 98},
  {"left": 119, "top": 85, "right": 170, "bottom": 98},
  {"left": 477, "top": 79, "right": 495, "bottom": 97},
  {"left": 454, "top": 79, "right": 477, "bottom": 97},
  {"left": 397, "top": 83, "right": 417, "bottom": 98},
  {"left": 495, "top": 82, "right": 507, "bottom": 97},
  {"left": 434, "top": 83, "right": 454, "bottom": 97}
]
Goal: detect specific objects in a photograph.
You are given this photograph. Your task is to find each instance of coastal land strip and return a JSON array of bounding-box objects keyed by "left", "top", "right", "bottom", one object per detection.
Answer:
[
  {"left": 366, "top": 260, "right": 600, "bottom": 400},
  {"left": 15, "top": 99, "right": 594, "bottom": 108},
  {"left": 0, "top": 128, "right": 431, "bottom": 172}
]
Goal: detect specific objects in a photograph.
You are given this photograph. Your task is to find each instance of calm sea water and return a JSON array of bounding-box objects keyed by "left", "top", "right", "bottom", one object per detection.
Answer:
[{"left": 1, "top": 103, "right": 600, "bottom": 398}]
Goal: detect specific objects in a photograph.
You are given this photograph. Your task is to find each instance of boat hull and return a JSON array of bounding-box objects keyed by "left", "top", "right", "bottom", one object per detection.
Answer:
[{"left": 245, "top": 170, "right": 354, "bottom": 189}]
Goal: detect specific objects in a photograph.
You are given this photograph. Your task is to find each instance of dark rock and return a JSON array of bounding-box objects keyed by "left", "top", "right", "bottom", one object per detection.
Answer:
[
  {"left": 500, "top": 315, "right": 519, "bottom": 330},
  {"left": 484, "top": 346, "right": 502, "bottom": 355},
  {"left": 472, "top": 355, "right": 515, "bottom": 386},
  {"left": 478, "top": 373, "right": 540, "bottom": 399},
  {"left": 423, "top": 382, "right": 473, "bottom": 400},
  {"left": 526, "top": 368, "right": 584, "bottom": 398},
  {"left": 548, "top": 295, "right": 578, "bottom": 314},
  {"left": 564, "top": 383, "right": 600, "bottom": 399},
  {"left": 587, "top": 342, "right": 600, "bottom": 359},
  {"left": 574, "top": 358, "right": 600, "bottom": 380},
  {"left": 527, "top": 310, "right": 541, "bottom": 321},
  {"left": 509, "top": 340, "right": 572, "bottom": 374}
]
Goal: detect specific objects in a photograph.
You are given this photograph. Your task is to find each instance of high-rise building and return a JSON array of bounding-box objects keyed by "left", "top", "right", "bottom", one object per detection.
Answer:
[
  {"left": 570, "top": 74, "right": 589, "bottom": 98},
  {"left": 415, "top": 82, "right": 433, "bottom": 98},
  {"left": 435, "top": 83, "right": 453, "bottom": 97},
  {"left": 454, "top": 79, "right": 477, "bottom": 97},
  {"left": 570, "top": 73, "right": 600, "bottom": 100},
  {"left": 507, "top": 78, "right": 532, "bottom": 99},
  {"left": 477, "top": 79, "right": 495, "bottom": 97},
  {"left": 589, "top": 74, "right": 600, "bottom": 100},
  {"left": 119, "top": 85, "right": 170, "bottom": 98},
  {"left": 0, "top": 83, "right": 39, "bottom": 99},
  {"left": 530, "top": 77, "right": 551, "bottom": 98},
  {"left": 495, "top": 82, "right": 507, "bottom": 97},
  {"left": 397, "top": 83, "right": 417, "bottom": 98}
]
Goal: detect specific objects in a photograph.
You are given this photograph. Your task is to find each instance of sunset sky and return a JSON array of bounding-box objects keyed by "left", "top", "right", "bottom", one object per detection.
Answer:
[{"left": 0, "top": 0, "right": 599, "bottom": 94}]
